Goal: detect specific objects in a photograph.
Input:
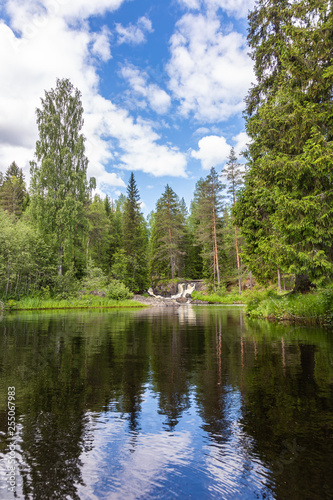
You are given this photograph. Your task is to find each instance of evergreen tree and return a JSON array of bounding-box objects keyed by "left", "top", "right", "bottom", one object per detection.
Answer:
[
  {"left": 235, "top": 0, "right": 333, "bottom": 289},
  {"left": 30, "top": 78, "right": 94, "bottom": 276},
  {"left": 0, "top": 162, "right": 28, "bottom": 216},
  {"left": 222, "top": 148, "right": 244, "bottom": 294},
  {"left": 186, "top": 199, "right": 204, "bottom": 279},
  {"left": 121, "top": 173, "right": 148, "bottom": 291},
  {"left": 149, "top": 185, "right": 185, "bottom": 280},
  {"left": 193, "top": 168, "right": 224, "bottom": 287}
]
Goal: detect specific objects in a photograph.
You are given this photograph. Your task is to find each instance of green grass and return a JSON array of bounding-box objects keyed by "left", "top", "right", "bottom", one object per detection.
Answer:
[
  {"left": 4, "top": 295, "right": 146, "bottom": 311},
  {"left": 246, "top": 290, "right": 333, "bottom": 324},
  {"left": 191, "top": 290, "right": 244, "bottom": 304},
  {"left": 192, "top": 287, "right": 333, "bottom": 324}
]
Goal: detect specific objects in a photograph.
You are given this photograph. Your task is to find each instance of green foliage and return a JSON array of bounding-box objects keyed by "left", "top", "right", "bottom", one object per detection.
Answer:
[
  {"left": 0, "top": 162, "right": 28, "bottom": 217},
  {"left": 191, "top": 290, "right": 243, "bottom": 304},
  {"left": 235, "top": 0, "right": 333, "bottom": 287},
  {"left": 0, "top": 208, "right": 57, "bottom": 300},
  {"left": 149, "top": 185, "right": 186, "bottom": 280},
  {"left": 86, "top": 194, "right": 112, "bottom": 273},
  {"left": 29, "top": 78, "right": 94, "bottom": 276},
  {"left": 107, "top": 279, "right": 133, "bottom": 301},
  {"left": 121, "top": 173, "right": 148, "bottom": 291},
  {"left": 52, "top": 268, "right": 80, "bottom": 299},
  {"left": 8, "top": 295, "right": 140, "bottom": 310},
  {"left": 192, "top": 168, "right": 225, "bottom": 286}
]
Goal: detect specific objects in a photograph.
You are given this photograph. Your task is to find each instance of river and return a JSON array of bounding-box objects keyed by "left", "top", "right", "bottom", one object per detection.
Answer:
[{"left": 0, "top": 306, "right": 332, "bottom": 499}]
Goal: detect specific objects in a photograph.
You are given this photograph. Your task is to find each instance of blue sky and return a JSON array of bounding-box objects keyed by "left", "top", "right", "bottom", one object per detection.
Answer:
[{"left": 0, "top": 0, "right": 255, "bottom": 215}]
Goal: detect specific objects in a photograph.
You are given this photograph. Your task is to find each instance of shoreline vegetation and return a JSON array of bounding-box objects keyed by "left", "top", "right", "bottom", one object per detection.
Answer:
[
  {"left": 1, "top": 286, "right": 332, "bottom": 326},
  {"left": 2, "top": 296, "right": 146, "bottom": 312},
  {"left": 192, "top": 288, "right": 333, "bottom": 325}
]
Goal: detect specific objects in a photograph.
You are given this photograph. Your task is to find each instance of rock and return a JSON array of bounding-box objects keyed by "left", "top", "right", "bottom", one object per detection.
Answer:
[
  {"left": 89, "top": 290, "right": 106, "bottom": 297},
  {"left": 176, "top": 297, "right": 187, "bottom": 303}
]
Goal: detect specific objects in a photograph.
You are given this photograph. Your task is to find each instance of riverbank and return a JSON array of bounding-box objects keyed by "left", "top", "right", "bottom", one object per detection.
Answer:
[
  {"left": 2, "top": 296, "right": 147, "bottom": 311},
  {"left": 192, "top": 288, "right": 333, "bottom": 325}
]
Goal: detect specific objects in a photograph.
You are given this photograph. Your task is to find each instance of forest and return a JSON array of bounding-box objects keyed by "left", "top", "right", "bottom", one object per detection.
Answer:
[{"left": 0, "top": 0, "right": 332, "bottom": 311}]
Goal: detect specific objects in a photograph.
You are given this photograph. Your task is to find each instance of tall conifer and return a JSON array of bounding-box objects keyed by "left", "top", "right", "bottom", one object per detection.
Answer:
[{"left": 235, "top": 0, "right": 333, "bottom": 288}]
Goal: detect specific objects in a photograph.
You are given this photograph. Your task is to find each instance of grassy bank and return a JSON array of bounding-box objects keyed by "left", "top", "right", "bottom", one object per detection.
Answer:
[
  {"left": 192, "top": 287, "right": 333, "bottom": 324},
  {"left": 2, "top": 296, "right": 146, "bottom": 311},
  {"left": 191, "top": 290, "right": 244, "bottom": 304}
]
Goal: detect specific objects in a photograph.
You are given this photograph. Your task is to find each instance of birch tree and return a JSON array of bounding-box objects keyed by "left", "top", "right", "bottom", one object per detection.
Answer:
[{"left": 30, "top": 78, "right": 94, "bottom": 275}]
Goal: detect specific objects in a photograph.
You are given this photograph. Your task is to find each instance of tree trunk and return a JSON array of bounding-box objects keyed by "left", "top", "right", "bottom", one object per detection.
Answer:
[
  {"left": 277, "top": 267, "right": 281, "bottom": 293},
  {"left": 212, "top": 203, "right": 220, "bottom": 285},
  {"left": 234, "top": 225, "right": 241, "bottom": 295},
  {"left": 58, "top": 244, "right": 64, "bottom": 276}
]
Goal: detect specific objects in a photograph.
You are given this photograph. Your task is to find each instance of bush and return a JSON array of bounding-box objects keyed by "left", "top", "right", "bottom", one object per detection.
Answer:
[
  {"left": 81, "top": 261, "right": 108, "bottom": 291},
  {"left": 107, "top": 279, "right": 133, "bottom": 301},
  {"left": 52, "top": 268, "right": 80, "bottom": 299}
]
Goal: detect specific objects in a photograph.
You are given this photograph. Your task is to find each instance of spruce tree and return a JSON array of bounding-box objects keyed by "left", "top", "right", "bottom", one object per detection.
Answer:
[
  {"left": 235, "top": 0, "right": 333, "bottom": 289},
  {"left": 149, "top": 185, "right": 185, "bottom": 280},
  {"left": 0, "top": 162, "right": 28, "bottom": 217},
  {"left": 121, "top": 173, "right": 148, "bottom": 291}
]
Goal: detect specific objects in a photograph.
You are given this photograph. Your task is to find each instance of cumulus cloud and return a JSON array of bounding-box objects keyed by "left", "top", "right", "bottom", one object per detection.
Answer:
[
  {"left": 5, "top": 0, "right": 127, "bottom": 27},
  {"left": 0, "top": 1, "right": 186, "bottom": 191},
  {"left": 91, "top": 26, "right": 112, "bottom": 62},
  {"left": 115, "top": 16, "right": 153, "bottom": 45},
  {"left": 120, "top": 65, "right": 171, "bottom": 114},
  {"left": 167, "top": 11, "right": 254, "bottom": 122},
  {"left": 191, "top": 135, "right": 231, "bottom": 169},
  {"left": 177, "top": 0, "right": 255, "bottom": 18},
  {"left": 233, "top": 131, "right": 250, "bottom": 156},
  {"left": 192, "top": 131, "right": 250, "bottom": 169}
]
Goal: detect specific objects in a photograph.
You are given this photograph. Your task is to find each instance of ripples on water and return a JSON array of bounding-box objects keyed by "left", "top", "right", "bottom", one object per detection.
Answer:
[{"left": 0, "top": 306, "right": 332, "bottom": 499}]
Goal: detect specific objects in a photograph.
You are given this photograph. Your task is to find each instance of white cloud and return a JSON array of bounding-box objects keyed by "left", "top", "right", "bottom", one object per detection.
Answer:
[
  {"left": 115, "top": 16, "right": 153, "bottom": 45},
  {"left": 191, "top": 135, "right": 231, "bottom": 169},
  {"left": 121, "top": 65, "right": 171, "bottom": 114},
  {"left": 0, "top": 1, "right": 186, "bottom": 191},
  {"left": 167, "top": 12, "right": 254, "bottom": 122},
  {"left": 91, "top": 26, "right": 112, "bottom": 62},
  {"left": 233, "top": 131, "right": 250, "bottom": 156},
  {"left": 5, "top": 0, "right": 127, "bottom": 28},
  {"left": 192, "top": 131, "right": 250, "bottom": 170},
  {"left": 177, "top": 0, "right": 255, "bottom": 18}
]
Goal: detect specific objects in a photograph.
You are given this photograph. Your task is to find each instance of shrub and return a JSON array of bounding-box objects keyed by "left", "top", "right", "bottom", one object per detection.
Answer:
[
  {"left": 81, "top": 260, "right": 108, "bottom": 291},
  {"left": 107, "top": 279, "right": 133, "bottom": 301}
]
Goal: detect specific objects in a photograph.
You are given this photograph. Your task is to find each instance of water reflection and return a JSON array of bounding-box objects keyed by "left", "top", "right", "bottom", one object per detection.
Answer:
[{"left": 0, "top": 307, "right": 332, "bottom": 499}]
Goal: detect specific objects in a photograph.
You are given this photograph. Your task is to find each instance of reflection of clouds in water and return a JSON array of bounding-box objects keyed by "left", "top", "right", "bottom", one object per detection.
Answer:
[
  {"left": 204, "top": 389, "right": 270, "bottom": 498},
  {"left": 76, "top": 412, "right": 193, "bottom": 500},
  {"left": 109, "top": 430, "right": 193, "bottom": 500}
]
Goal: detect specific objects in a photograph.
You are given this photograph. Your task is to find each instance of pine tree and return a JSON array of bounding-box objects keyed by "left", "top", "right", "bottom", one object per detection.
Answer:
[
  {"left": 222, "top": 148, "right": 244, "bottom": 294},
  {"left": 235, "top": 0, "right": 333, "bottom": 289},
  {"left": 193, "top": 168, "right": 224, "bottom": 287},
  {"left": 30, "top": 78, "right": 94, "bottom": 276}
]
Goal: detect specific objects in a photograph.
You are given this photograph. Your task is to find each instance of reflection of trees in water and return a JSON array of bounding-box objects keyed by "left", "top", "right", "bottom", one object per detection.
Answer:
[
  {"left": 20, "top": 411, "right": 92, "bottom": 499},
  {"left": 0, "top": 309, "right": 333, "bottom": 498}
]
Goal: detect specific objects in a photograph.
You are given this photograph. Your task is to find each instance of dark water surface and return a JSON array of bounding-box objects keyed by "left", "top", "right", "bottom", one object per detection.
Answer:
[{"left": 0, "top": 306, "right": 332, "bottom": 499}]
